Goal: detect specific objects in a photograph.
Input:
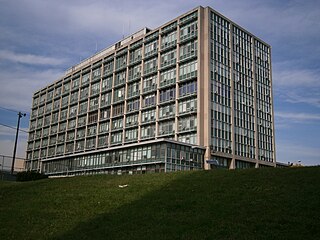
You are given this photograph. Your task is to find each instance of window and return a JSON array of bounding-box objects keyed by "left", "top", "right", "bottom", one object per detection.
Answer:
[
  {"left": 144, "top": 40, "right": 158, "bottom": 57},
  {"left": 160, "top": 49, "right": 176, "bottom": 68},
  {"left": 127, "top": 82, "right": 140, "bottom": 98},
  {"left": 179, "top": 40, "right": 197, "bottom": 61},
  {"left": 127, "top": 99, "right": 140, "bottom": 112},
  {"left": 100, "top": 108, "right": 111, "bottom": 120},
  {"left": 125, "top": 128, "right": 138, "bottom": 141},
  {"left": 179, "top": 81, "right": 197, "bottom": 97},
  {"left": 76, "top": 128, "right": 85, "bottom": 138},
  {"left": 178, "top": 133, "right": 197, "bottom": 144},
  {"left": 141, "top": 125, "right": 155, "bottom": 139},
  {"left": 161, "top": 31, "right": 177, "bottom": 49},
  {"left": 89, "top": 97, "right": 99, "bottom": 111},
  {"left": 37, "top": 118, "right": 43, "bottom": 128},
  {"left": 112, "top": 104, "right": 124, "bottom": 117},
  {"left": 160, "top": 68, "right": 176, "bottom": 87},
  {"left": 66, "top": 142, "right": 74, "bottom": 153},
  {"left": 49, "top": 135, "right": 57, "bottom": 145},
  {"left": 78, "top": 116, "right": 86, "bottom": 127},
  {"left": 129, "top": 48, "right": 142, "bottom": 63},
  {"left": 159, "top": 104, "right": 175, "bottom": 118},
  {"left": 98, "top": 135, "right": 108, "bottom": 147},
  {"left": 112, "top": 118, "right": 123, "bottom": 130},
  {"left": 87, "top": 125, "right": 97, "bottom": 136},
  {"left": 63, "top": 82, "right": 70, "bottom": 93},
  {"left": 44, "top": 115, "right": 51, "bottom": 125},
  {"left": 115, "top": 54, "right": 127, "bottom": 70},
  {"left": 128, "top": 65, "right": 141, "bottom": 81},
  {"left": 54, "top": 87, "right": 61, "bottom": 97},
  {"left": 141, "top": 109, "right": 156, "bottom": 123},
  {"left": 53, "top": 100, "right": 60, "bottom": 110},
  {"left": 79, "top": 101, "right": 88, "bottom": 114},
  {"left": 47, "top": 91, "right": 53, "bottom": 101},
  {"left": 59, "top": 122, "right": 66, "bottom": 132},
  {"left": 178, "top": 116, "right": 197, "bottom": 131},
  {"left": 113, "top": 87, "right": 125, "bottom": 102},
  {"left": 91, "top": 82, "right": 100, "bottom": 95},
  {"left": 60, "top": 109, "right": 68, "bottom": 120},
  {"left": 111, "top": 132, "right": 122, "bottom": 144},
  {"left": 143, "top": 75, "right": 157, "bottom": 92},
  {"left": 143, "top": 94, "right": 156, "bottom": 108},
  {"left": 144, "top": 58, "right": 157, "bottom": 75},
  {"left": 104, "top": 61, "right": 114, "bottom": 76},
  {"left": 45, "top": 103, "right": 52, "bottom": 113},
  {"left": 114, "top": 71, "right": 126, "bottom": 86},
  {"left": 70, "top": 91, "right": 78, "bottom": 103},
  {"left": 101, "top": 92, "right": 112, "bottom": 106},
  {"left": 43, "top": 127, "right": 49, "bottom": 137},
  {"left": 38, "top": 106, "right": 44, "bottom": 116},
  {"left": 61, "top": 96, "right": 69, "bottom": 107},
  {"left": 158, "top": 121, "right": 175, "bottom": 135},
  {"left": 159, "top": 88, "right": 176, "bottom": 103},
  {"left": 88, "top": 111, "right": 98, "bottom": 124},
  {"left": 67, "top": 131, "right": 75, "bottom": 141},
  {"left": 92, "top": 68, "right": 101, "bottom": 80},
  {"left": 52, "top": 112, "right": 59, "bottom": 122},
  {"left": 76, "top": 140, "right": 84, "bottom": 151},
  {"left": 80, "top": 87, "right": 89, "bottom": 99},
  {"left": 72, "top": 78, "right": 80, "bottom": 88},
  {"left": 82, "top": 73, "right": 90, "bottom": 85},
  {"left": 180, "top": 21, "right": 198, "bottom": 41},
  {"left": 179, "top": 61, "right": 197, "bottom": 80},
  {"left": 178, "top": 98, "right": 197, "bottom": 114},
  {"left": 86, "top": 137, "right": 96, "bottom": 149},
  {"left": 99, "top": 122, "right": 109, "bottom": 133},
  {"left": 102, "top": 76, "right": 113, "bottom": 91},
  {"left": 126, "top": 114, "right": 138, "bottom": 127},
  {"left": 42, "top": 138, "right": 48, "bottom": 147},
  {"left": 58, "top": 133, "right": 65, "bottom": 143}
]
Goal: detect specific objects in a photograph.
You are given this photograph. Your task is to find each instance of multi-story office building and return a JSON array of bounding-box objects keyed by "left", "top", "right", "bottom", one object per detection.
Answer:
[{"left": 26, "top": 6, "right": 276, "bottom": 176}]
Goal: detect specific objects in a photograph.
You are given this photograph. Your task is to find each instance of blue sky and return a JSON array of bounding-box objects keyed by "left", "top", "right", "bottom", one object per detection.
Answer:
[{"left": 0, "top": 0, "right": 319, "bottom": 166}]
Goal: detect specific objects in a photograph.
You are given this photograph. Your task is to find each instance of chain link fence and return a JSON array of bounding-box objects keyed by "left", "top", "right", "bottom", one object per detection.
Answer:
[{"left": 0, "top": 155, "right": 25, "bottom": 181}]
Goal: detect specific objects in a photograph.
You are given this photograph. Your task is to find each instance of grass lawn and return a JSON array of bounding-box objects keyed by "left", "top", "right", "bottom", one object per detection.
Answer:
[{"left": 0, "top": 167, "right": 319, "bottom": 239}]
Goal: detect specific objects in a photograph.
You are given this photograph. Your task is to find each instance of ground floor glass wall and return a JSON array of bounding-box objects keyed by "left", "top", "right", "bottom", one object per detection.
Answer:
[{"left": 41, "top": 140, "right": 205, "bottom": 176}]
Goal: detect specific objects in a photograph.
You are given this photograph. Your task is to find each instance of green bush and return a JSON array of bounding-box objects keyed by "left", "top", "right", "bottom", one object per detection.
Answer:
[{"left": 16, "top": 170, "right": 48, "bottom": 182}]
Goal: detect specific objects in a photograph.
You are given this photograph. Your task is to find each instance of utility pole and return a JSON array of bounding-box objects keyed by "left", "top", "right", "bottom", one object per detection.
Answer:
[{"left": 11, "top": 112, "right": 26, "bottom": 174}]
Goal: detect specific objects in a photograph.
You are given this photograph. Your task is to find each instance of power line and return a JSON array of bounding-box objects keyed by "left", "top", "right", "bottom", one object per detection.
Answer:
[
  {"left": 0, "top": 106, "right": 30, "bottom": 116},
  {"left": 0, "top": 123, "right": 29, "bottom": 133}
]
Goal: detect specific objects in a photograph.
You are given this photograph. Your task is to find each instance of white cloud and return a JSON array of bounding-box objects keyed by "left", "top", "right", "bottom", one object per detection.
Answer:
[
  {"left": 273, "top": 68, "right": 320, "bottom": 88},
  {"left": 273, "top": 64, "right": 320, "bottom": 108},
  {"left": 276, "top": 141, "right": 320, "bottom": 166},
  {"left": 283, "top": 91, "right": 320, "bottom": 108},
  {"left": 0, "top": 126, "right": 28, "bottom": 138},
  {"left": 0, "top": 67, "right": 64, "bottom": 111},
  {"left": 0, "top": 50, "right": 67, "bottom": 66},
  {"left": 275, "top": 111, "right": 320, "bottom": 123}
]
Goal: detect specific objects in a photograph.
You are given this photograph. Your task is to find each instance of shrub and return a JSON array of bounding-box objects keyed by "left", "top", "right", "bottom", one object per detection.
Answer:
[{"left": 16, "top": 170, "right": 48, "bottom": 182}]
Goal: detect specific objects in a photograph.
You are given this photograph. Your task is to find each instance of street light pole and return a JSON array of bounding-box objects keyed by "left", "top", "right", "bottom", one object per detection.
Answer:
[{"left": 11, "top": 112, "right": 26, "bottom": 174}]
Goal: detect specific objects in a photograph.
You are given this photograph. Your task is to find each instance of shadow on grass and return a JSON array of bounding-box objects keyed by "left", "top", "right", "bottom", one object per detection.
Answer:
[{"left": 51, "top": 168, "right": 320, "bottom": 240}]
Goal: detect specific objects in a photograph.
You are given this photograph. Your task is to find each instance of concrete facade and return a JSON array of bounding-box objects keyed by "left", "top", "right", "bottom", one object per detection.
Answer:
[{"left": 26, "top": 6, "right": 276, "bottom": 176}]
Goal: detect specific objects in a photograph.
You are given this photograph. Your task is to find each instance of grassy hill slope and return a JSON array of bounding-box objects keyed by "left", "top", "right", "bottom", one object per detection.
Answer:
[{"left": 0, "top": 167, "right": 319, "bottom": 240}]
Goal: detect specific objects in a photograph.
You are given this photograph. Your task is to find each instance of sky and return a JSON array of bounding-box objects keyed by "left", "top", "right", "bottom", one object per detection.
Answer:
[{"left": 0, "top": 0, "right": 319, "bottom": 168}]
